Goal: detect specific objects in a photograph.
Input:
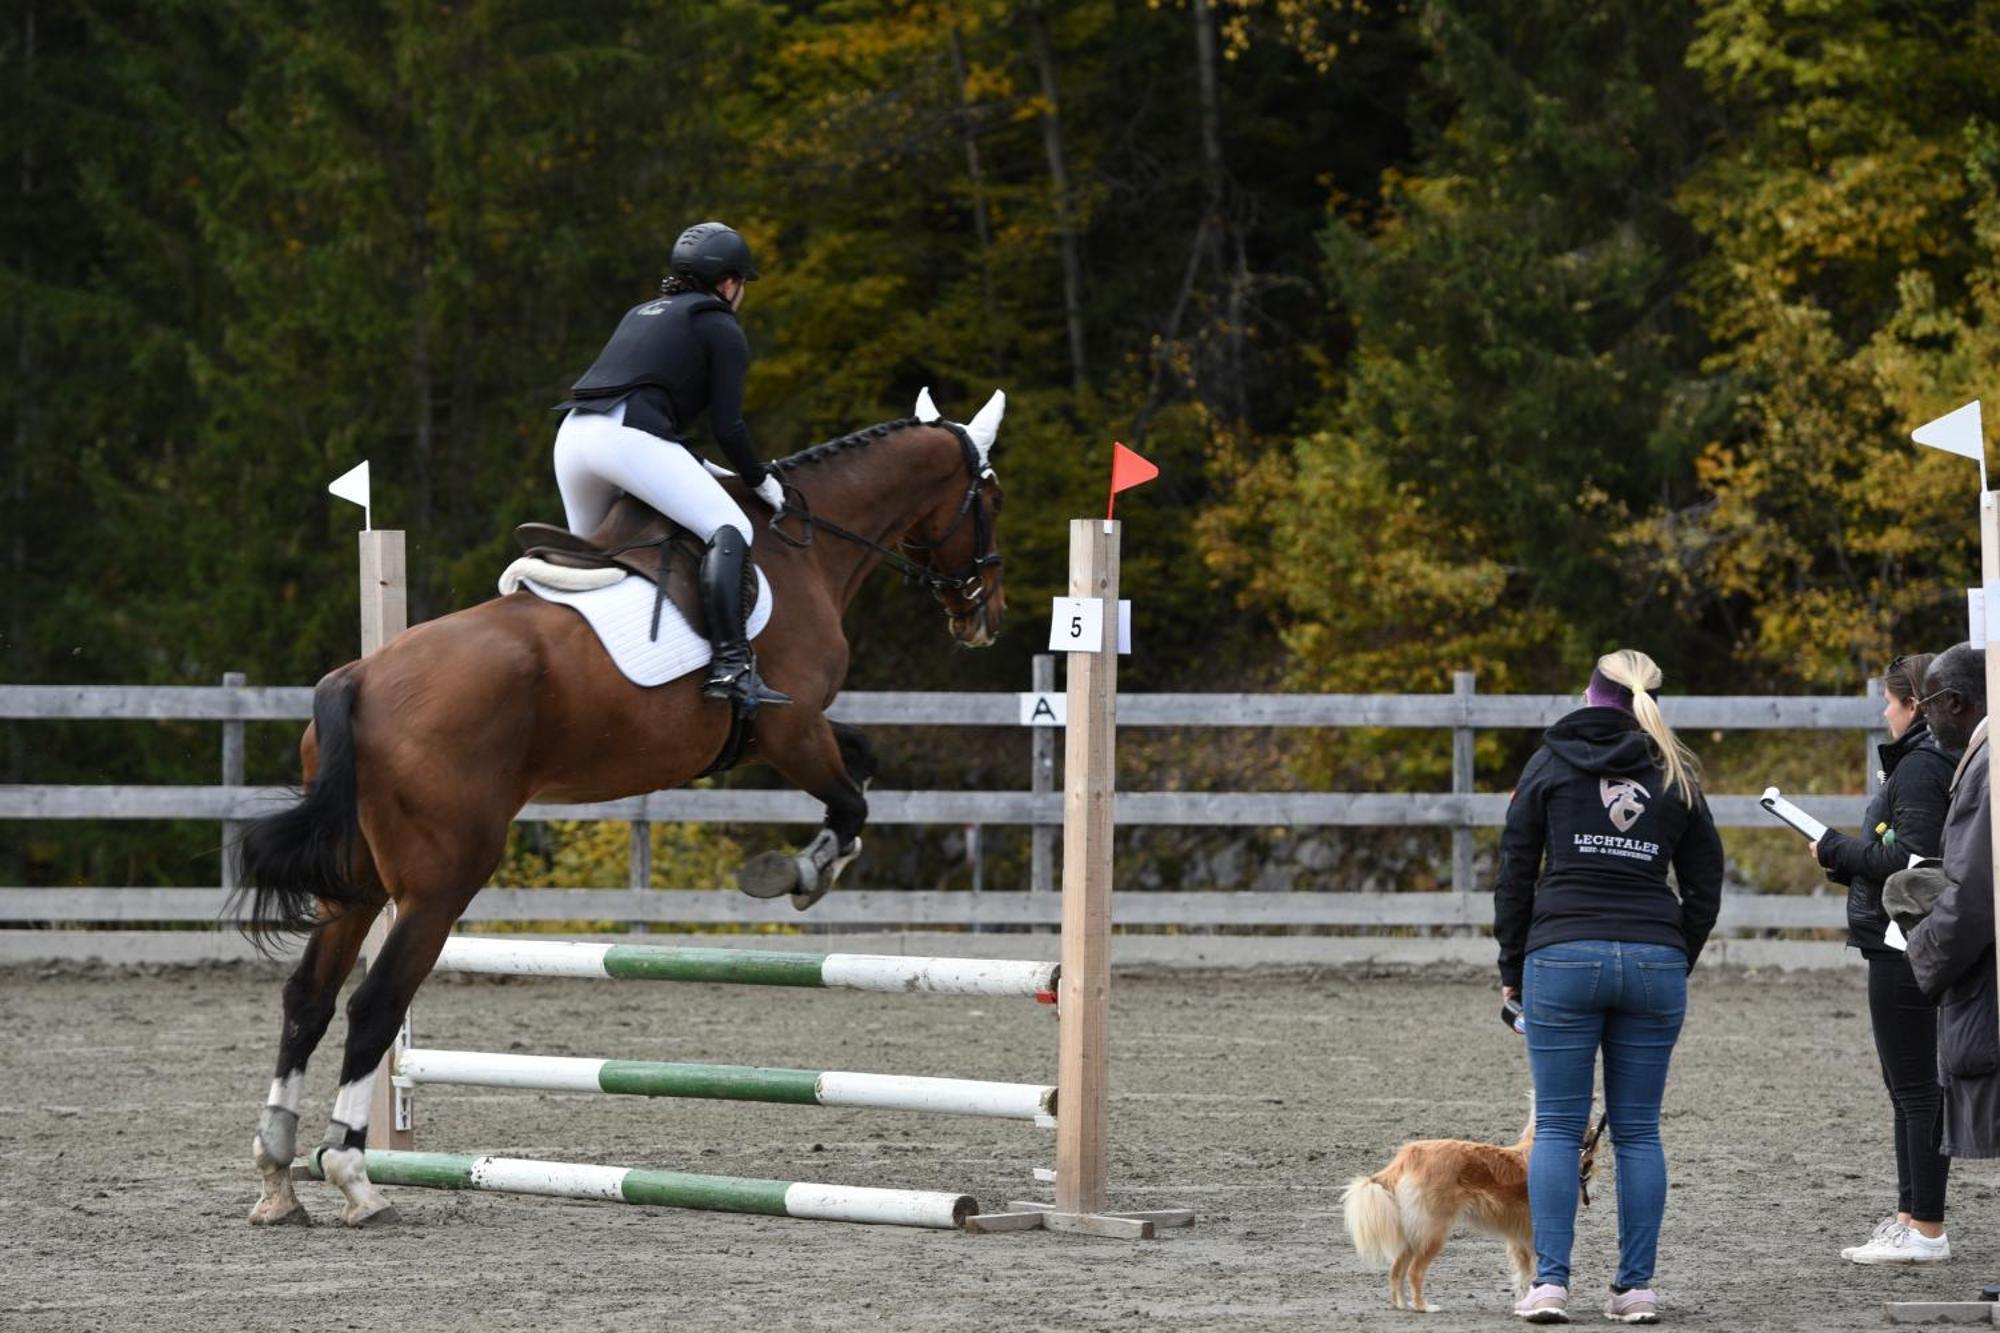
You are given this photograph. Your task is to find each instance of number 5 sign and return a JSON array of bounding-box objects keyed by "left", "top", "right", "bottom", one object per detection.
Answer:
[{"left": 1048, "top": 597, "right": 1132, "bottom": 654}]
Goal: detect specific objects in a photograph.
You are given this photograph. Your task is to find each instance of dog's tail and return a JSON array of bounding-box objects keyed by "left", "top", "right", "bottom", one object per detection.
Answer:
[{"left": 1342, "top": 1175, "right": 1404, "bottom": 1268}]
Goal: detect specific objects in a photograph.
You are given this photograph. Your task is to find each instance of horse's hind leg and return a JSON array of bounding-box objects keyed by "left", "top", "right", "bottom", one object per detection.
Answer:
[
  {"left": 313, "top": 900, "right": 462, "bottom": 1227},
  {"left": 739, "top": 711, "right": 867, "bottom": 910},
  {"left": 249, "top": 904, "right": 379, "bottom": 1226}
]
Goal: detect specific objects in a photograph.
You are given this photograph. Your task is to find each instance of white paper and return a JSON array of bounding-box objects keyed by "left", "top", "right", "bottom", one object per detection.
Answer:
[
  {"left": 1884, "top": 920, "right": 1908, "bottom": 953},
  {"left": 1971, "top": 588, "right": 1986, "bottom": 646},
  {"left": 1758, "top": 786, "right": 1829, "bottom": 843},
  {"left": 1048, "top": 596, "right": 1103, "bottom": 652}
]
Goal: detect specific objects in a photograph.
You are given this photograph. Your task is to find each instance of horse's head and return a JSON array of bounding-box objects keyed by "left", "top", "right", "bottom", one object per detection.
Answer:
[{"left": 908, "top": 387, "right": 1006, "bottom": 648}]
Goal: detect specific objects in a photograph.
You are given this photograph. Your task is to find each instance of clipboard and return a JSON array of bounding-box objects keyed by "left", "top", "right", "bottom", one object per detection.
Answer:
[{"left": 1758, "top": 786, "right": 1828, "bottom": 843}]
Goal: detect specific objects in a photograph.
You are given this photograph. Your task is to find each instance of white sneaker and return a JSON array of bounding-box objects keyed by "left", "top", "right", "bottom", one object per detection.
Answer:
[
  {"left": 1848, "top": 1226, "right": 1949, "bottom": 1265},
  {"left": 1840, "top": 1214, "right": 1904, "bottom": 1261}
]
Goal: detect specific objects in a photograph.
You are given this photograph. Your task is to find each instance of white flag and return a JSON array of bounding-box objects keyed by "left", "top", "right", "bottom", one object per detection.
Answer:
[
  {"left": 1913, "top": 400, "right": 1984, "bottom": 462},
  {"left": 328, "top": 460, "right": 371, "bottom": 530}
]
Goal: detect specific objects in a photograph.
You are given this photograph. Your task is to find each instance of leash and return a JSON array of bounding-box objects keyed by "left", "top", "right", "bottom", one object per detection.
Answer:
[{"left": 1579, "top": 1113, "right": 1609, "bottom": 1207}]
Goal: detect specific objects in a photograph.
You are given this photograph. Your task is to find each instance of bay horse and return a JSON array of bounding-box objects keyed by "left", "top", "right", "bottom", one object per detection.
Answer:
[{"left": 237, "top": 388, "right": 1007, "bottom": 1228}]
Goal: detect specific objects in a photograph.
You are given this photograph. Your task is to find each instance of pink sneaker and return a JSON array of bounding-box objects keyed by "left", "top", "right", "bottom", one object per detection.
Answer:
[
  {"left": 1514, "top": 1283, "right": 1570, "bottom": 1323},
  {"left": 1603, "top": 1288, "right": 1660, "bottom": 1323}
]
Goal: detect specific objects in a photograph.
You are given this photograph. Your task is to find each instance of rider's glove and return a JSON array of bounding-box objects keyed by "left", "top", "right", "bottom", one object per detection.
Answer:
[{"left": 754, "top": 475, "right": 785, "bottom": 512}]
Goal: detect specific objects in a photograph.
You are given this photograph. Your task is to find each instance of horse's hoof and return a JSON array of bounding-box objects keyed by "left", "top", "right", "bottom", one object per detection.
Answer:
[
  {"left": 247, "top": 1199, "right": 312, "bottom": 1227},
  {"left": 341, "top": 1201, "right": 400, "bottom": 1229},
  {"left": 791, "top": 883, "right": 831, "bottom": 912},
  {"left": 738, "top": 850, "right": 801, "bottom": 899}
]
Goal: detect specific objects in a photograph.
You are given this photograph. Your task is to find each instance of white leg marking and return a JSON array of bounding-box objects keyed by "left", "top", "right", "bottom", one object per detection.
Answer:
[
  {"left": 267, "top": 1071, "right": 305, "bottom": 1113},
  {"left": 331, "top": 1072, "right": 376, "bottom": 1133}
]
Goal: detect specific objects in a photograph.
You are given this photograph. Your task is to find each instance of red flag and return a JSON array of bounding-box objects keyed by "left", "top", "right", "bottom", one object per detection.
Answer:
[{"left": 1107, "top": 441, "right": 1160, "bottom": 519}]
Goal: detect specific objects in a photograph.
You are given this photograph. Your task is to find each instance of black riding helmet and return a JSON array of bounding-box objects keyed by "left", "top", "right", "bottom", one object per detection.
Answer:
[{"left": 671, "top": 221, "right": 760, "bottom": 288}]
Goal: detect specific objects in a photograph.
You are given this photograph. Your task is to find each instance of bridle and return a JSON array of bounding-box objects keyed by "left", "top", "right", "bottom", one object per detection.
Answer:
[{"left": 765, "top": 421, "right": 1002, "bottom": 608}]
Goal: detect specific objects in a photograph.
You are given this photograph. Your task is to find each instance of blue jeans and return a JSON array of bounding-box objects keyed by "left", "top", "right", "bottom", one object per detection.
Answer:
[{"left": 1522, "top": 939, "right": 1688, "bottom": 1290}]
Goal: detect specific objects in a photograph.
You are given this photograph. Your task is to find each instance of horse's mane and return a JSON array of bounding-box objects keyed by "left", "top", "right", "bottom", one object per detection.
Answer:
[{"left": 773, "top": 417, "right": 925, "bottom": 472}]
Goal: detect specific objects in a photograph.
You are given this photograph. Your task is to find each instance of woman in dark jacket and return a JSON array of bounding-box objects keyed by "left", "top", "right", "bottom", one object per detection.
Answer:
[
  {"left": 1814, "top": 653, "right": 1955, "bottom": 1264},
  {"left": 1494, "top": 649, "right": 1724, "bottom": 1325}
]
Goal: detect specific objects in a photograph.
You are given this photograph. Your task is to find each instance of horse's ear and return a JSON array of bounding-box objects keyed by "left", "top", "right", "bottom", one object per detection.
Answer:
[
  {"left": 965, "top": 389, "right": 1006, "bottom": 465},
  {"left": 914, "top": 386, "right": 941, "bottom": 422}
]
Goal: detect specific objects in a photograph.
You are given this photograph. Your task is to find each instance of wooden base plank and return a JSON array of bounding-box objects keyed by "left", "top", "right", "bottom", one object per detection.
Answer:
[
  {"left": 1883, "top": 1302, "right": 1995, "bottom": 1325},
  {"left": 964, "top": 1210, "right": 1051, "bottom": 1234},
  {"left": 967, "top": 1199, "right": 1195, "bottom": 1241}
]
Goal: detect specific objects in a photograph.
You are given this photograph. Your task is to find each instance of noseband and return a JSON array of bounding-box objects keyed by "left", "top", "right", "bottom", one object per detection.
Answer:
[{"left": 766, "top": 421, "right": 1002, "bottom": 608}]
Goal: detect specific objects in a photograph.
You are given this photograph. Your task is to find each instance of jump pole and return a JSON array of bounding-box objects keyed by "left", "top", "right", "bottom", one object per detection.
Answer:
[
  {"left": 300, "top": 1150, "right": 977, "bottom": 1229},
  {"left": 966, "top": 518, "right": 1194, "bottom": 1239}
]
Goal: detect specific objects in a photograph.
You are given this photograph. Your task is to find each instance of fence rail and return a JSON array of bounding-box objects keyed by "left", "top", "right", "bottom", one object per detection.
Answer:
[
  {"left": 0, "top": 888, "right": 1849, "bottom": 930},
  {"left": 2, "top": 676, "right": 1885, "bottom": 940},
  {"left": 0, "top": 683, "right": 1885, "bottom": 729}
]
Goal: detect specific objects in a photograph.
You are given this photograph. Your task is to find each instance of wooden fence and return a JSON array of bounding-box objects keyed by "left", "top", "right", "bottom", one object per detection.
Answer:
[{"left": 0, "top": 668, "right": 1885, "bottom": 936}]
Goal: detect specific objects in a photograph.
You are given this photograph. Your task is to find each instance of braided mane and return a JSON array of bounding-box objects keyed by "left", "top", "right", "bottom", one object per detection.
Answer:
[{"left": 773, "top": 417, "right": 924, "bottom": 471}]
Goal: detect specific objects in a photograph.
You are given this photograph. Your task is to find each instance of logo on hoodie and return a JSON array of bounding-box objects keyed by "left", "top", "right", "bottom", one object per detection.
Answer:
[{"left": 1600, "top": 777, "right": 1649, "bottom": 833}]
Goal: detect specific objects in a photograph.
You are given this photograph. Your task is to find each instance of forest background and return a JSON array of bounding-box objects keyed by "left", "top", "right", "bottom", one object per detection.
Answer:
[{"left": 7, "top": 0, "right": 2000, "bottom": 898}]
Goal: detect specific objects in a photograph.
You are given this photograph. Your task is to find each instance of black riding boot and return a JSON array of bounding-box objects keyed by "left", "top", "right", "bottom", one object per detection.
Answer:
[{"left": 700, "top": 527, "right": 790, "bottom": 714}]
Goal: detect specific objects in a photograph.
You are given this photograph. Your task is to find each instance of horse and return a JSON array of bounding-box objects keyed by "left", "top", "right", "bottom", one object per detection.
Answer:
[{"left": 236, "top": 388, "right": 1008, "bottom": 1228}]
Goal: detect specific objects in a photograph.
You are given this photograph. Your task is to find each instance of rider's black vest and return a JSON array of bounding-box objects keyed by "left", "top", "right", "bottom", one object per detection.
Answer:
[{"left": 563, "top": 292, "right": 732, "bottom": 438}]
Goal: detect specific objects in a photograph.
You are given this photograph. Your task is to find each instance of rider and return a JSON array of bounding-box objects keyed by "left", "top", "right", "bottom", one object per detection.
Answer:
[{"left": 552, "top": 221, "right": 790, "bottom": 713}]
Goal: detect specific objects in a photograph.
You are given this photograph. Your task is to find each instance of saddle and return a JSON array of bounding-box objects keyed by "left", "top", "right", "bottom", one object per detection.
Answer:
[{"left": 512, "top": 496, "right": 759, "bottom": 641}]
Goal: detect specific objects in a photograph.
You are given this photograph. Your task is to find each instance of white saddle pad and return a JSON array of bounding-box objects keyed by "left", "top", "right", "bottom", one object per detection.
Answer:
[{"left": 504, "top": 561, "right": 774, "bottom": 688}]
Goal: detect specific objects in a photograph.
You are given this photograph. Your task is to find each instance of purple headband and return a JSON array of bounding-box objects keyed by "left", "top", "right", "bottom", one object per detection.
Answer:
[{"left": 1586, "top": 668, "right": 1647, "bottom": 713}]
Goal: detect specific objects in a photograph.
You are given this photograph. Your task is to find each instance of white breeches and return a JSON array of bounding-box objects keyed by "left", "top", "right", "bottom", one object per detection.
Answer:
[{"left": 552, "top": 401, "right": 752, "bottom": 545}]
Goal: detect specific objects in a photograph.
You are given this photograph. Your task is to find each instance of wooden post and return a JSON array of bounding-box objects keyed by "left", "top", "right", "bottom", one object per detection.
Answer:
[
  {"left": 966, "top": 519, "right": 1192, "bottom": 1240},
  {"left": 1056, "top": 518, "right": 1117, "bottom": 1219},
  {"left": 1451, "top": 671, "right": 1476, "bottom": 898},
  {"left": 220, "top": 671, "right": 245, "bottom": 896},
  {"left": 1864, "top": 677, "right": 1887, "bottom": 799},
  {"left": 629, "top": 818, "right": 652, "bottom": 935},
  {"left": 1031, "top": 653, "right": 1056, "bottom": 901},
  {"left": 357, "top": 529, "right": 414, "bottom": 1152},
  {"left": 1984, "top": 494, "right": 2000, "bottom": 1058}
]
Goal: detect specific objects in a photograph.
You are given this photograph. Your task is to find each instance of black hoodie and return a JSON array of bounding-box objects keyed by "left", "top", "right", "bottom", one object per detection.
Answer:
[{"left": 1493, "top": 707, "right": 1725, "bottom": 988}]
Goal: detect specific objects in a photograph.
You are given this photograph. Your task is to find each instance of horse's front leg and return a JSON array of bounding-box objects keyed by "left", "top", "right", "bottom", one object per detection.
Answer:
[
  {"left": 249, "top": 903, "right": 378, "bottom": 1226},
  {"left": 739, "top": 712, "right": 868, "bottom": 910}
]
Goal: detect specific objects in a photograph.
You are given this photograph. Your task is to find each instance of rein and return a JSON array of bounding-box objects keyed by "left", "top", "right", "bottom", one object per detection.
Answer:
[{"left": 766, "top": 421, "right": 1002, "bottom": 604}]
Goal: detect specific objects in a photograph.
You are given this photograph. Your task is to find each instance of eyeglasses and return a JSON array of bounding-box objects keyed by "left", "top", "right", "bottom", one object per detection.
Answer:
[{"left": 1917, "top": 687, "right": 1962, "bottom": 712}]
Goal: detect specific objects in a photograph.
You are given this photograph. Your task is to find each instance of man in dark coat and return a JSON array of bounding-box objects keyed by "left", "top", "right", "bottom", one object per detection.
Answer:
[{"left": 1906, "top": 644, "right": 1998, "bottom": 1164}]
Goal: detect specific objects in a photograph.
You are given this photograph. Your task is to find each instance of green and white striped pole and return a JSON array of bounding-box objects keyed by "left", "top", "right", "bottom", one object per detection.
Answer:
[
  {"left": 303, "top": 1149, "right": 977, "bottom": 1229},
  {"left": 396, "top": 1048, "right": 1057, "bottom": 1123},
  {"left": 435, "top": 938, "right": 1057, "bottom": 997}
]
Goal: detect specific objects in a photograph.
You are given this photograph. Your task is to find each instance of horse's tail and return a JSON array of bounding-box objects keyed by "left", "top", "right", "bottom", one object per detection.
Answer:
[{"left": 232, "top": 668, "right": 380, "bottom": 941}]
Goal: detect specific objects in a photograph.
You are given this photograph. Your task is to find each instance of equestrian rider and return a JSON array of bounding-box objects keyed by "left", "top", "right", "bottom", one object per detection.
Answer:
[{"left": 552, "top": 221, "right": 790, "bottom": 713}]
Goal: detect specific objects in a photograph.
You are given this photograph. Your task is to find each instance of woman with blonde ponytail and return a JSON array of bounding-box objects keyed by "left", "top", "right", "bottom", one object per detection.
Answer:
[{"left": 1495, "top": 649, "right": 1724, "bottom": 1325}]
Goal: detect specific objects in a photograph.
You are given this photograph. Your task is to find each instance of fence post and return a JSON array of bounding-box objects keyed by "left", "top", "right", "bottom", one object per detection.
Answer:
[
  {"left": 220, "top": 671, "right": 245, "bottom": 895},
  {"left": 1452, "top": 671, "right": 1476, "bottom": 903},
  {"left": 629, "top": 814, "right": 653, "bottom": 935},
  {"left": 1864, "top": 677, "right": 1886, "bottom": 798},
  {"left": 356, "top": 529, "right": 414, "bottom": 1153},
  {"left": 1031, "top": 652, "right": 1056, "bottom": 901}
]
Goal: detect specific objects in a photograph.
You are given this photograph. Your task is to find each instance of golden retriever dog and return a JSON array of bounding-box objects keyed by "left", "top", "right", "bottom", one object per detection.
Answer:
[{"left": 1342, "top": 1110, "right": 1604, "bottom": 1313}]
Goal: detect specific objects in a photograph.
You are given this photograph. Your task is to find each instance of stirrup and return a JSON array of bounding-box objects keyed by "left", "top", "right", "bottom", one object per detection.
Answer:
[{"left": 704, "top": 664, "right": 791, "bottom": 712}]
